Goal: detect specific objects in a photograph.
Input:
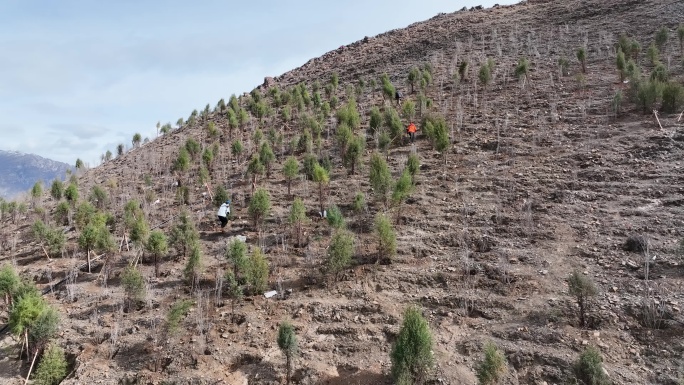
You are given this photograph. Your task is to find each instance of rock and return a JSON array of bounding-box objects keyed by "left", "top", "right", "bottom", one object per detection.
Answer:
[
  {"left": 263, "top": 77, "right": 276, "bottom": 88},
  {"left": 221, "top": 333, "right": 229, "bottom": 339}
]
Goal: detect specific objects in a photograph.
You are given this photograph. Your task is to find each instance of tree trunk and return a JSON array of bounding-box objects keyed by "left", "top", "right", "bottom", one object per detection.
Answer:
[
  {"left": 287, "top": 179, "right": 291, "bottom": 196},
  {"left": 286, "top": 355, "right": 291, "bottom": 385},
  {"left": 155, "top": 254, "right": 159, "bottom": 277},
  {"left": 318, "top": 183, "right": 324, "bottom": 215},
  {"left": 87, "top": 249, "right": 91, "bottom": 273}
]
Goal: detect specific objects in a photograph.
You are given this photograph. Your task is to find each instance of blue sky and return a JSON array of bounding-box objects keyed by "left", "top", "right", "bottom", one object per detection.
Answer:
[{"left": 0, "top": 1, "right": 516, "bottom": 166}]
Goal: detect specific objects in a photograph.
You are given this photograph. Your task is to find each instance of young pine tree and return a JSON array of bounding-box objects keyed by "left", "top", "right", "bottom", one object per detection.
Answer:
[
  {"left": 184, "top": 241, "right": 203, "bottom": 290},
  {"left": 121, "top": 265, "right": 146, "bottom": 310},
  {"left": 169, "top": 210, "right": 199, "bottom": 258},
  {"left": 32, "top": 342, "right": 68, "bottom": 385},
  {"left": 374, "top": 213, "right": 396, "bottom": 263},
  {"left": 476, "top": 342, "right": 507, "bottom": 385},
  {"left": 277, "top": 321, "right": 299, "bottom": 385},
  {"left": 327, "top": 230, "right": 354, "bottom": 281},
  {"left": 391, "top": 306, "right": 434, "bottom": 385},
  {"left": 312, "top": 164, "right": 329, "bottom": 215},
  {"left": 369, "top": 152, "right": 392, "bottom": 205},
  {"left": 282, "top": 156, "right": 299, "bottom": 196},
  {"left": 577, "top": 47, "right": 587, "bottom": 73},
  {"left": 146, "top": 230, "right": 169, "bottom": 278},
  {"left": 246, "top": 247, "right": 269, "bottom": 294},
  {"left": 288, "top": 198, "right": 307, "bottom": 247},
  {"left": 573, "top": 347, "right": 611, "bottom": 385},
  {"left": 248, "top": 188, "right": 271, "bottom": 234},
  {"left": 568, "top": 270, "right": 598, "bottom": 328}
]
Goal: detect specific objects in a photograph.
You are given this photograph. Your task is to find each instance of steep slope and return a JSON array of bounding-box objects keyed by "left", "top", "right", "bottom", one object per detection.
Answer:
[
  {"left": 1, "top": 1, "right": 684, "bottom": 384},
  {"left": 0, "top": 150, "right": 71, "bottom": 199}
]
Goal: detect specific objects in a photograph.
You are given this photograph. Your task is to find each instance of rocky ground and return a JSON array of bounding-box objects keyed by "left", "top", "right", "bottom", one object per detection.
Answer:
[{"left": 2, "top": 0, "right": 684, "bottom": 384}]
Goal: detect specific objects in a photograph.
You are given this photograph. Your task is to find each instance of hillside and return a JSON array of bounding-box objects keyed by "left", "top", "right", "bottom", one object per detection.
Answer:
[
  {"left": 2, "top": 0, "right": 684, "bottom": 384},
  {"left": 0, "top": 150, "right": 71, "bottom": 200}
]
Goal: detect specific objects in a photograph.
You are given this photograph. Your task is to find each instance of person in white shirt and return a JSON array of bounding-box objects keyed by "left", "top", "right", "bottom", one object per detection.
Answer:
[{"left": 217, "top": 200, "right": 230, "bottom": 231}]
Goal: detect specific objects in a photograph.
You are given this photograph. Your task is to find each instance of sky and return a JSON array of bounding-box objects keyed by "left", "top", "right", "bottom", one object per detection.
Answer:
[{"left": 0, "top": 0, "right": 517, "bottom": 167}]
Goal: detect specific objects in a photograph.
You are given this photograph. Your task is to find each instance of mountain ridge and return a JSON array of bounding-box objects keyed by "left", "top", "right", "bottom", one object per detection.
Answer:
[{"left": 0, "top": 149, "right": 71, "bottom": 199}]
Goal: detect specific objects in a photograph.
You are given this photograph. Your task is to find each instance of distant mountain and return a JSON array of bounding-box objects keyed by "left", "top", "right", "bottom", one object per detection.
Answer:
[{"left": 0, "top": 150, "right": 71, "bottom": 200}]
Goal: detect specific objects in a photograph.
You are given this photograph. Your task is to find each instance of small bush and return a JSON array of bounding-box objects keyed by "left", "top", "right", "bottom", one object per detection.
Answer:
[
  {"left": 573, "top": 347, "right": 611, "bottom": 385},
  {"left": 246, "top": 247, "right": 269, "bottom": 295},
  {"left": 476, "top": 342, "right": 507, "bottom": 385},
  {"left": 327, "top": 230, "right": 354, "bottom": 280},
  {"left": 661, "top": 82, "right": 684, "bottom": 113},
  {"left": 352, "top": 193, "right": 365, "bottom": 214},
  {"left": 33, "top": 342, "right": 68, "bottom": 385},
  {"left": 121, "top": 266, "right": 146, "bottom": 309},
  {"left": 568, "top": 270, "right": 598, "bottom": 328},
  {"left": 576, "top": 47, "right": 587, "bottom": 73},
  {"left": 391, "top": 306, "right": 434, "bottom": 384},
  {"left": 326, "top": 205, "right": 345, "bottom": 229},
  {"left": 166, "top": 299, "right": 193, "bottom": 335},
  {"left": 374, "top": 214, "right": 396, "bottom": 263}
]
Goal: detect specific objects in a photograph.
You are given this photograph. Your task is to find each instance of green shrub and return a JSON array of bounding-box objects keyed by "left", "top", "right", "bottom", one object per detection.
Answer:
[
  {"left": 146, "top": 230, "right": 169, "bottom": 277},
  {"left": 184, "top": 241, "right": 203, "bottom": 290},
  {"left": 662, "top": 82, "right": 684, "bottom": 113},
  {"left": 121, "top": 265, "right": 145, "bottom": 308},
  {"left": 213, "top": 185, "right": 229, "bottom": 208},
  {"left": 166, "top": 299, "right": 193, "bottom": 336},
  {"left": 259, "top": 142, "right": 275, "bottom": 177},
  {"left": 0, "top": 264, "right": 20, "bottom": 305},
  {"left": 577, "top": 47, "right": 587, "bottom": 73},
  {"left": 326, "top": 205, "right": 345, "bottom": 229},
  {"left": 50, "top": 180, "right": 63, "bottom": 200},
  {"left": 344, "top": 135, "right": 365, "bottom": 175},
  {"left": 476, "top": 342, "right": 507, "bottom": 385},
  {"left": 327, "top": 230, "right": 354, "bottom": 280},
  {"left": 249, "top": 188, "right": 271, "bottom": 231},
  {"left": 406, "top": 153, "right": 420, "bottom": 181},
  {"left": 352, "top": 193, "right": 366, "bottom": 214},
  {"left": 54, "top": 201, "right": 70, "bottom": 226},
  {"left": 514, "top": 57, "right": 530, "bottom": 81},
  {"left": 478, "top": 63, "right": 492, "bottom": 87},
  {"left": 568, "top": 270, "right": 598, "bottom": 328},
  {"left": 391, "top": 306, "right": 434, "bottom": 384},
  {"left": 169, "top": 211, "right": 198, "bottom": 258},
  {"left": 650, "top": 62, "right": 668, "bottom": 83},
  {"left": 381, "top": 73, "right": 395, "bottom": 101},
  {"left": 33, "top": 342, "right": 68, "bottom": 385},
  {"left": 64, "top": 184, "right": 78, "bottom": 204},
  {"left": 635, "top": 80, "right": 663, "bottom": 113},
  {"left": 231, "top": 140, "right": 244, "bottom": 163},
  {"left": 369, "top": 106, "right": 383, "bottom": 136},
  {"left": 647, "top": 42, "right": 660, "bottom": 65},
  {"left": 283, "top": 156, "right": 299, "bottom": 196},
  {"left": 573, "top": 347, "right": 611, "bottom": 385},
  {"left": 288, "top": 198, "right": 308, "bottom": 246},
  {"left": 655, "top": 26, "right": 668, "bottom": 51},
  {"left": 384, "top": 107, "right": 403, "bottom": 141},
  {"left": 392, "top": 170, "right": 414, "bottom": 217},
  {"left": 369, "top": 152, "right": 391, "bottom": 204},
  {"left": 312, "top": 164, "right": 329, "bottom": 215},
  {"left": 374, "top": 213, "right": 396, "bottom": 263},
  {"left": 277, "top": 321, "right": 298, "bottom": 385},
  {"left": 246, "top": 247, "right": 269, "bottom": 294}
]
